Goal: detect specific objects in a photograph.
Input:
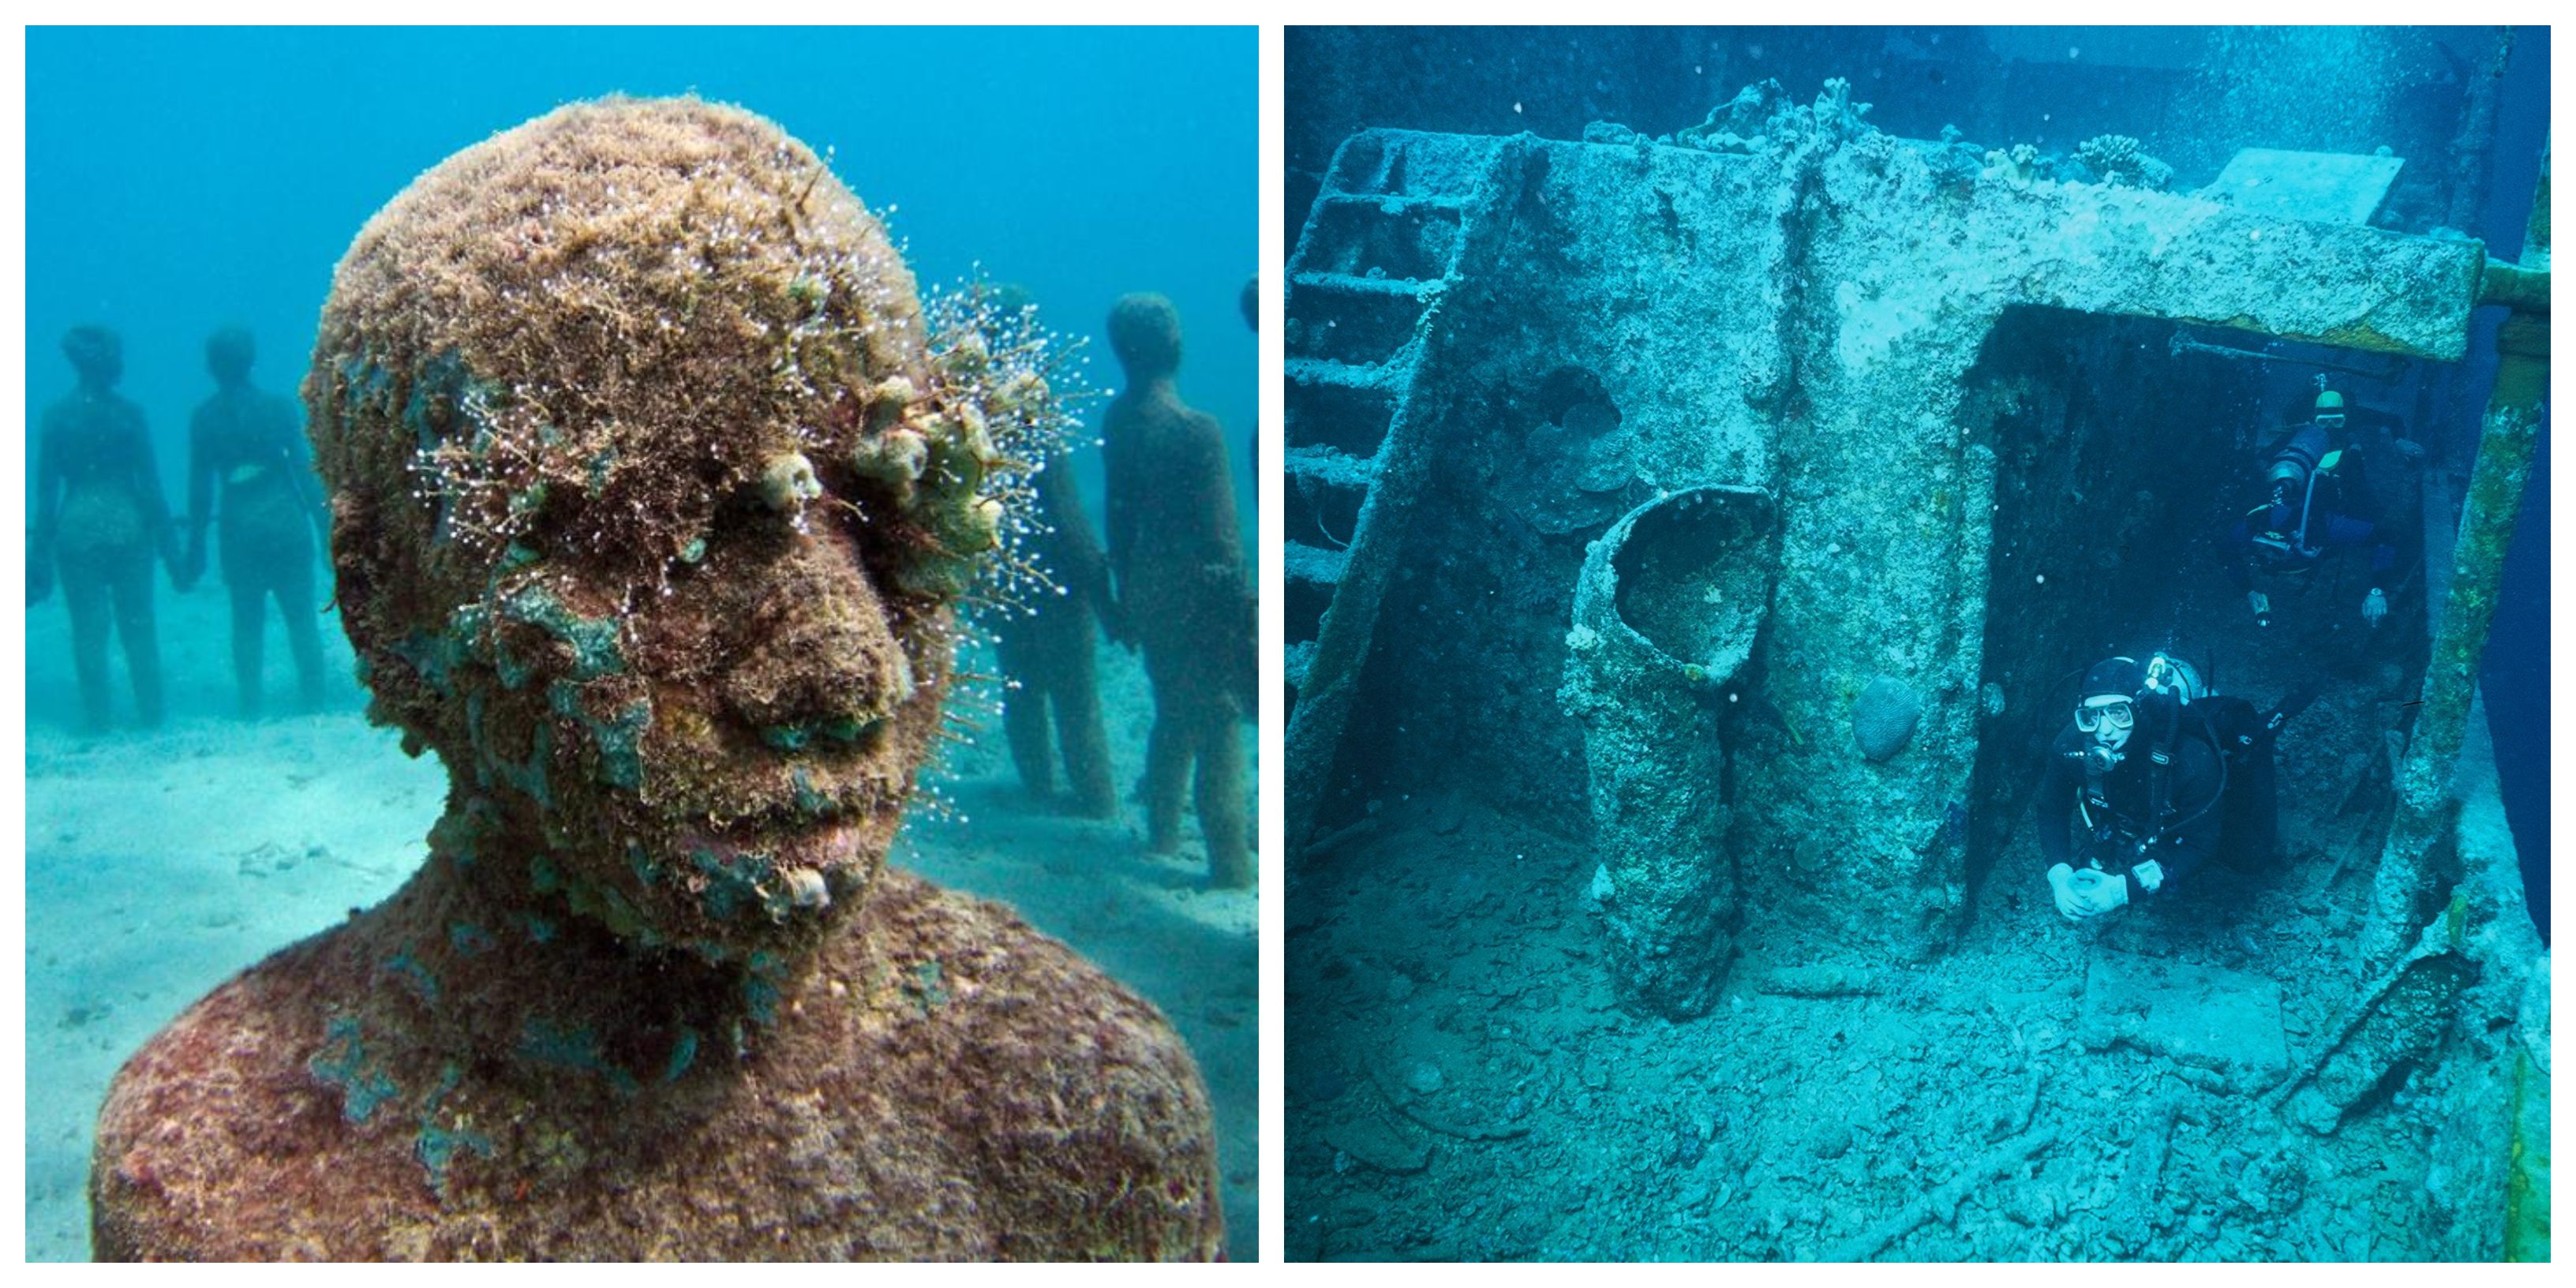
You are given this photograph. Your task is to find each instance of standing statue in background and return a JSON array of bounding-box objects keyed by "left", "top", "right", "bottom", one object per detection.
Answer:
[
  {"left": 90, "top": 96, "right": 1221, "bottom": 1261},
  {"left": 995, "top": 449, "right": 1125, "bottom": 817},
  {"left": 179, "top": 326, "right": 331, "bottom": 717},
  {"left": 1101, "top": 293, "right": 1253, "bottom": 889},
  {"left": 981, "top": 283, "right": 1123, "bottom": 819},
  {"left": 32, "top": 324, "right": 178, "bottom": 731}
]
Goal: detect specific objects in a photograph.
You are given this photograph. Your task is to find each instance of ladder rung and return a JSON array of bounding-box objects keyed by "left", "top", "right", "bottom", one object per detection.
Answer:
[
  {"left": 1286, "top": 639, "right": 1317, "bottom": 691},
  {"left": 1290, "top": 270, "right": 1444, "bottom": 300},
  {"left": 1282, "top": 445, "right": 1379, "bottom": 488},
  {"left": 1283, "top": 541, "right": 1350, "bottom": 587},
  {"left": 1284, "top": 358, "right": 1401, "bottom": 391},
  {"left": 1316, "top": 191, "right": 1469, "bottom": 212}
]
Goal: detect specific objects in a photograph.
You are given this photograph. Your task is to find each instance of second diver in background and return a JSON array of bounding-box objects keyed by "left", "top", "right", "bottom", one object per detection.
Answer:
[
  {"left": 179, "top": 326, "right": 331, "bottom": 717},
  {"left": 2226, "top": 388, "right": 2422, "bottom": 634},
  {"left": 1102, "top": 293, "right": 1255, "bottom": 889}
]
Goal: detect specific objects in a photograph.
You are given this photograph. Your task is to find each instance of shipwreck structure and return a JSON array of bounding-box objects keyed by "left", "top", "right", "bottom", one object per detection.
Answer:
[{"left": 1284, "top": 80, "right": 2546, "bottom": 1258}]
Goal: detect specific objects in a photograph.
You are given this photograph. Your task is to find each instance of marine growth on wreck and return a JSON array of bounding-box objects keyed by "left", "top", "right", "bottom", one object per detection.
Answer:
[{"left": 1284, "top": 26, "right": 2547, "bottom": 1263}]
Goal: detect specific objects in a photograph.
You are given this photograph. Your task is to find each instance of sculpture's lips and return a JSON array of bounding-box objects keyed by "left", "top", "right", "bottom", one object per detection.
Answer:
[{"left": 681, "top": 818, "right": 866, "bottom": 876}]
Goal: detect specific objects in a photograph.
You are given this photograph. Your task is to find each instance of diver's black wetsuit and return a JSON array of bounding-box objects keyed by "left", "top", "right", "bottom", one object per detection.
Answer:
[{"left": 2035, "top": 718, "right": 2226, "bottom": 895}]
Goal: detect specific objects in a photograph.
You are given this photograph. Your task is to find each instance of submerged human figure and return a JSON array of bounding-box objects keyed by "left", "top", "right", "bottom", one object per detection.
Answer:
[
  {"left": 2227, "top": 389, "right": 2422, "bottom": 632},
  {"left": 32, "top": 324, "right": 178, "bottom": 731},
  {"left": 974, "top": 284, "right": 1122, "bottom": 818},
  {"left": 996, "top": 450, "right": 1125, "bottom": 817},
  {"left": 179, "top": 326, "right": 330, "bottom": 717},
  {"left": 2037, "top": 654, "right": 2305, "bottom": 921},
  {"left": 92, "top": 98, "right": 1221, "bottom": 1261},
  {"left": 1100, "top": 293, "right": 1253, "bottom": 889}
]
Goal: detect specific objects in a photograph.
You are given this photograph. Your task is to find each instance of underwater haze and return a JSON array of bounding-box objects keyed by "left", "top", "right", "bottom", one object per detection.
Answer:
[
  {"left": 1283, "top": 24, "right": 2548, "bottom": 1263},
  {"left": 25, "top": 26, "right": 1256, "bottom": 1261}
]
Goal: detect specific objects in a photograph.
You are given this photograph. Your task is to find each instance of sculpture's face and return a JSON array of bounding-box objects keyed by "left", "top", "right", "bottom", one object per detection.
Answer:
[
  {"left": 65, "top": 328, "right": 121, "bottom": 387},
  {"left": 1108, "top": 292, "right": 1183, "bottom": 379},
  {"left": 305, "top": 98, "right": 1055, "bottom": 962},
  {"left": 436, "top": 444, "right": 951, "bottom": 960}
]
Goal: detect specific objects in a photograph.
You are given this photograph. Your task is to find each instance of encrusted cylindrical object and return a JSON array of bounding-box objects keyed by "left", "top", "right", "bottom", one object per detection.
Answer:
[{"left": 1559, "top": 485, "right": 1776, "bottom": 1017}]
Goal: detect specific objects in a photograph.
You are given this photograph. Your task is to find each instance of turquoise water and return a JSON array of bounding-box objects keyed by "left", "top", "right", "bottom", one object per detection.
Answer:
[
  {"left": 1282, "top": 24, "right": 2548, "bottom": 1262},
  {"left": 24, "top": 26, "right": 1255, "bottom": 1261}
]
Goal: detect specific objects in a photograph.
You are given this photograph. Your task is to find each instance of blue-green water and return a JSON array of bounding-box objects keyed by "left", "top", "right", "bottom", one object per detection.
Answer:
[
  {"left": 1282, "top": 24, "right": 2548, "bottom": 1263},
  {"left": 24, "top": 25, "right": 1255, "bottom": 1261}
]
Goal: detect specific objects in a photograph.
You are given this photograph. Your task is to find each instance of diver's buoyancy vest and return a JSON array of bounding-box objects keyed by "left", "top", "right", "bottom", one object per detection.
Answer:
[{"left": 2077, "top": 696, "right": 2222, "bottom": 859}]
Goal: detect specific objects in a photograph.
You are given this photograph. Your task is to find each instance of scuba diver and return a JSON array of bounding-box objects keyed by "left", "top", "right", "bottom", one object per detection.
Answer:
[
  {"left": 2038, "top": 653, "right": 2310, "bottom": 921},
  {"left": 2226, "top": 388, "right": 2421, "bottom": 631},
  {"left": 178, "top": 326, "right": 331, "bottom": 717},
  {"left": 32, "top": 324, "right": 181, "bottom": 731}
]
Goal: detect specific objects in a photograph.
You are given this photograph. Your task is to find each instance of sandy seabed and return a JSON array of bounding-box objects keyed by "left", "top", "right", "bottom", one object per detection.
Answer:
[{"left": 24, "top": 580, "right": 1258, "bottom": 1262}]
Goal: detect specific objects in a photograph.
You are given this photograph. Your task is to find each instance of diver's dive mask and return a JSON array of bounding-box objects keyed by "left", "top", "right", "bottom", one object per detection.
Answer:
[{"left": 2074, "top": 697, "right": 2135, "bottom": 734}]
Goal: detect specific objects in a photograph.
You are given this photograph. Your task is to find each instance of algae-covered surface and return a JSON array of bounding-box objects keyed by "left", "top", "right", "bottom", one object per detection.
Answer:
[
  {"left": 1286, "top": 712, "right": 2522, "bottom": 1260},
  {"left": 1282, "top": 24, "right": 2548, "bottom": 1264},
  {"left": 24, "top": 586, "right": 1257, "bottom": 1261}
]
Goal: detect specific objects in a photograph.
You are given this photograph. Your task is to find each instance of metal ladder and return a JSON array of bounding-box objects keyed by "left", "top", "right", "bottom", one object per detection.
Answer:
[{"left": 1282, "top": 129, "right": 1520, "bottom": 850}]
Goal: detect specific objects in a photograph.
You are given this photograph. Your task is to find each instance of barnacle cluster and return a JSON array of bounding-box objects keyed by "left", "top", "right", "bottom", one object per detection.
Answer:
[{"left": 863, "top": 276, "right": 1095, "bottom": 604}]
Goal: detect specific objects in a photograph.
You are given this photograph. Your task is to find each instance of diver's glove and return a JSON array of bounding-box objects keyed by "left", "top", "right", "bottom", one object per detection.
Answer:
[
  {"left": 2132, "top": 859, "right": 2165, "bottom": 893},
  {"left": 2046, "top": 863, "right": 2084, "bottom": 921},
  {"left": 2248, "top": 590, "right": 2271, "bottom": 627},
  {"left": 2050, "top": 864, "right": 2128, "bottom": 919},
  {"left": 2072, "top": 867, "right": 2129, "bottom": 915},
  {"left": 2047, "top": 863, "right": 2126, "bottom": 921},
  {"left": 2363, "top": 588, "right": 2387, "bottom": 627}
]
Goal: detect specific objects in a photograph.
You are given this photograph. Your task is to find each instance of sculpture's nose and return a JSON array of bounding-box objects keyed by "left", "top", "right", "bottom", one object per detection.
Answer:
[{"left": 717, "top": 526, "right": 915, "bottom": 746}]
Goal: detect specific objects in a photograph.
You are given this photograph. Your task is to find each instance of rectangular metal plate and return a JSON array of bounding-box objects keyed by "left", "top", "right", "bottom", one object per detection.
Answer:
[{"left": 2203, "top": 148, "right": 2407, "bottom": 225}]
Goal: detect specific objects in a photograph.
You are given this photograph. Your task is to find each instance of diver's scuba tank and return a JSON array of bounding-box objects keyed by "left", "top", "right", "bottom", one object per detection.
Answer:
[
  {"left": 2253, "top": 425, "right": 2331, "bottom": 562},
  {"left": 2140, "top": 651, "right": 2202, "bottom": 705}
]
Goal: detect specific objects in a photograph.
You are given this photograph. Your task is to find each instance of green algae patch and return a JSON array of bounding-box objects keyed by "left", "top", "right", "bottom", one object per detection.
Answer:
[
  {"left": 904, "top": 958, "right": 951, "bottom": 1017},
  {"left": 742, "top": 950, "right": 790, "bottom": 1027},
  {"left": 517, "top": 1017, "right": 642, "bottom": 1097},
  {"left": 549, "top": 680, "right": 651, "bottom": 790},
  {"left": 661, "top": 1027, "right": 702, "bottom": 1085},
  {"left": 414, "top": 1061, "right": 495, "bottom": 1200},
  {"left": 691, "top": 846, "right": 777, "bottom": 923},
  {"left": 498, "top": 582, "right": 625, "bottom": 680},
  {"left": 384, "top": 951, "right": 441, "bottom": 1005},
  {"left": 309, "top": 1015, "right": 399, "bottom": 1125}
]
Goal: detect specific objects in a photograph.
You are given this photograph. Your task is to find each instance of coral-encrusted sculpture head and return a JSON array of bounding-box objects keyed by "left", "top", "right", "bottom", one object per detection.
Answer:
[{"left": 305, "top": 96, "right": 1033, "bottom": 962}]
